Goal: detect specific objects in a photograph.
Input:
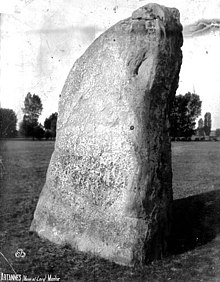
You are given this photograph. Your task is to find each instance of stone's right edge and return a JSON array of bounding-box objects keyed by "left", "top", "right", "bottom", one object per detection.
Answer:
[{"left": 128, "top": 3, "right": 183, "bottom": 265}]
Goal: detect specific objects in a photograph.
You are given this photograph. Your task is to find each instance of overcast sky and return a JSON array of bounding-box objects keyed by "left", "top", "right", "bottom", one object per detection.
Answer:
[{"left": 0, "top": 0, "right": 220, "bottom": 129}]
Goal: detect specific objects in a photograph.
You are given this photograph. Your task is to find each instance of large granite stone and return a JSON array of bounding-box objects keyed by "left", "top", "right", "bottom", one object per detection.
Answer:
[{"left": 31, "top": 3, "right": 183, "bottom": 266}]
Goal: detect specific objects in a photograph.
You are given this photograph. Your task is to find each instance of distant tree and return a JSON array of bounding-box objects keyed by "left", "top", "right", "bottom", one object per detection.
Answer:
[
  {"left": 19, "top": 116, "right": 36, "bottom": 138},
  {"left": 0, "top": 108, "right": 17, "bottom": 138},
  {"left": 33, "top": 124, "right": 45, "bottom": 140},
  {"left": 20, "top": 92, "right": 43, "bottom": 138},
  {"left": 44, "top": 112, "right": 58, "bottom": 140},
  {"left": 203, "top": 112, "right": 212, "bottom": 136},
  {"left": 170, "top": 92, "right": 202, "bottom": 138},
  {"left": 197, "top": 118, "right": 205, "bottom": 136},
  {"left": 22, "top": 92, "right": 43, "bottom": 123}
]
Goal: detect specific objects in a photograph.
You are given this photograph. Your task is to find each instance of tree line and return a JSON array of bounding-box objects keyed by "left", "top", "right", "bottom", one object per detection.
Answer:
[
  {"left": 170, "top": 92, "right": 213, "bottom": 139},
  {"left": 197, "top": 113, "right": 212, "bottom": 137},
  {"left": 0, "top": 92, "right": 57, "bottom": 140},
  {"left": 0, "top": 91, "right": 217, "bottom": 140}
]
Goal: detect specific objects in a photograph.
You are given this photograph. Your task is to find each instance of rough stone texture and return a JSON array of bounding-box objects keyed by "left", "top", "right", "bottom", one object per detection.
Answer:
[{"left": 31, "top": 3, "right": 183, "bottom": 266}]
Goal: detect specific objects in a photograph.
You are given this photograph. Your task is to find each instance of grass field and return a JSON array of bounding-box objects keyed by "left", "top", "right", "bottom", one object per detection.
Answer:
[{"left": 0, "top": 140, "right": 220, "bottom": 281}]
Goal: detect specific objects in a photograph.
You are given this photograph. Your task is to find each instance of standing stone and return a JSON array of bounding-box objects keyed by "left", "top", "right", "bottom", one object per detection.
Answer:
[{"left": 31, "top": 3, "right": 183, "bottom": 266}]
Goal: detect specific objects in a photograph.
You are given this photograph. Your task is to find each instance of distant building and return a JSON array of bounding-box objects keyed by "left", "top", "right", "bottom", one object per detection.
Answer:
[
  {"left": 191, "top": 129, "right": 220, "bottom": 141},
  {"left": 210, "top": 130, "right": 216, "bottom": 137},
  {"left": 209, "top": 130, "right": 219, "bottom": 141}
]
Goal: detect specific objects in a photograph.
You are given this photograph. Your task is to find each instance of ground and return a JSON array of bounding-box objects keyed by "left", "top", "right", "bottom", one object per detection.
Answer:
[{"left": 0, "top": 140, "right": 220, "bottom": 281}]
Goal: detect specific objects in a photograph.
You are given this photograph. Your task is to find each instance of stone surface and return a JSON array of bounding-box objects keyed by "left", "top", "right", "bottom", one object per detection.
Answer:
[{"left": 30, "top": 3, "right": 183, "bottom": 266}]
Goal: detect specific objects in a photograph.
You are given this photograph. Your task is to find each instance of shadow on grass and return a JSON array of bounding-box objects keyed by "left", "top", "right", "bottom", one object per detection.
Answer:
[{"left": 168, "top": 189, "right": 220, "bottom": 255}]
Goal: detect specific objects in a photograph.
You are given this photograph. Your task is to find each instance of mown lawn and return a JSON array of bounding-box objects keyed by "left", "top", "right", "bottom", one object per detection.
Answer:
[
  {"left": 172, "top": 142, "right": 220, "bottom": 199},
  {"left": 0, "top": 140, "right": 220, "bottom": 281}
]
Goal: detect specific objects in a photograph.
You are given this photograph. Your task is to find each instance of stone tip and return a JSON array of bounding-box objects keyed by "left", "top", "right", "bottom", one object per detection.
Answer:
[{"left": 132, "top": 3, "right": 182, "bottom": 31}]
